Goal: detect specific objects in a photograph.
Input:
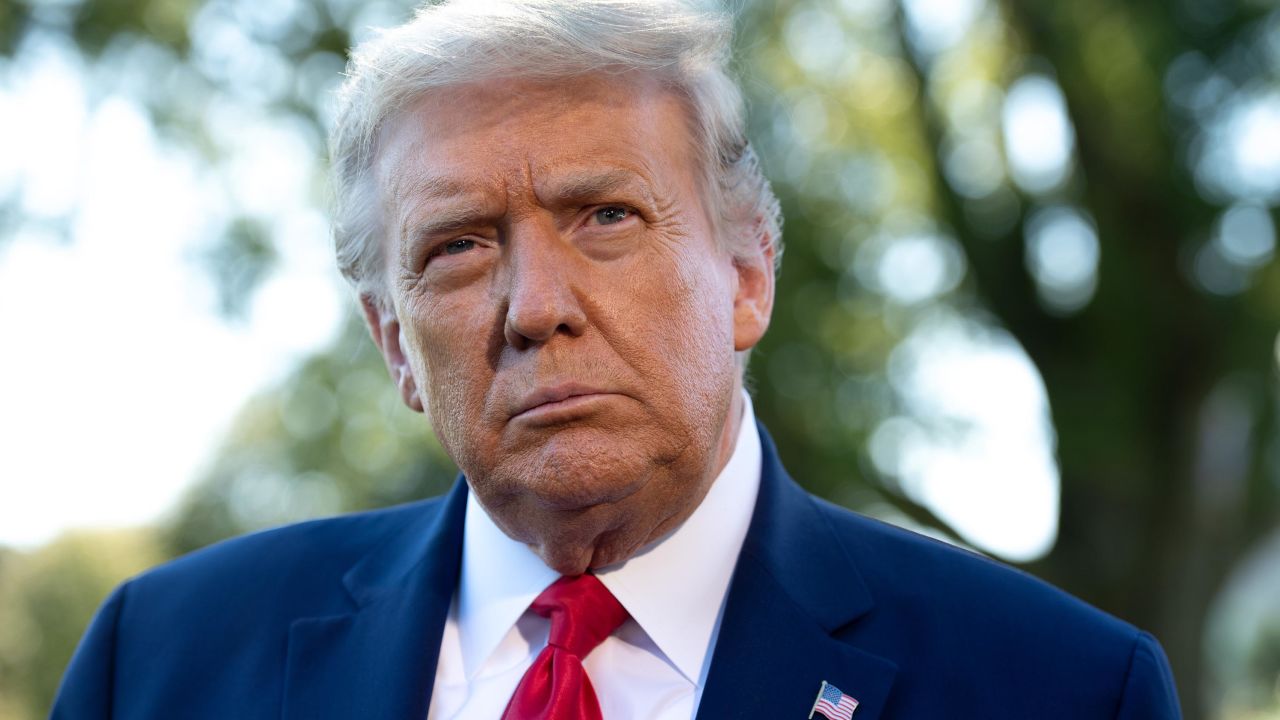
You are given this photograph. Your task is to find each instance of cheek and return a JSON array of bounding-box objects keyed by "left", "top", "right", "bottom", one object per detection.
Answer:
[
  {"left": 404, "top": 294, "right": 496, "bottom": 449},
  {"left": 627, "top": 252, "right": 738, "bottom": 405},
  {"left": 663, "top": 248, "right": 736, "bottom": 342}
]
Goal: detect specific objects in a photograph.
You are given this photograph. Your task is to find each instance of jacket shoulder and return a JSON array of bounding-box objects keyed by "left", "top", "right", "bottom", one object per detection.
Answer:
[
  {"left": 803, "top": 493, "right": 1181, "bottom": 716},
  {"left": 128, "top": 496, "right": 450, "bottom": 620},
  {"left": 809, "top": 495, "right": 1161, "bottom": 712},
  {"left": 55, "top": 496, "right": 456, "bottom": 718},
  {"left": 813, "top": 495, "right": 1134, "bottom": 638}
]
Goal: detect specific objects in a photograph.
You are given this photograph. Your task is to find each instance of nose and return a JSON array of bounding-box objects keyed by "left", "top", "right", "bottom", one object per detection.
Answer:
[{"left": 502, "top": 217, "right": 587, "bottom": 350}]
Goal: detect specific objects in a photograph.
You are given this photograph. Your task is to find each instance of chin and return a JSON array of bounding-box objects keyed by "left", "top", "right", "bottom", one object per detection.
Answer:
[
  {"left": 497, "top": 428, "right": 664, "bottom": 508},
  {"left": 465, "top": 422, "right": 710, "bottom": 569},
  {"left": 522, "top": 458, "right": 653, "bottom": 512}
]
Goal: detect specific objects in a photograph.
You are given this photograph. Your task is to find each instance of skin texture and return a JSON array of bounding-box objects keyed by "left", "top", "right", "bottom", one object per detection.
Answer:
[{"left": 362, "top": 73, "right": 775, "bottom": 575}]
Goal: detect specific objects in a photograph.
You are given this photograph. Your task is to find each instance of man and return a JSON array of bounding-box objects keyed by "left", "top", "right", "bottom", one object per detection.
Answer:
[{"left": 54, "top": 1, "right": 1181, "bottom": 718}]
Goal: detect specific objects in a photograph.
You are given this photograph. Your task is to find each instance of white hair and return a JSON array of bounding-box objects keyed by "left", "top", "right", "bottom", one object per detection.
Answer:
[{"left": 329, "top": 0, "right": 783, "bottom": 307}]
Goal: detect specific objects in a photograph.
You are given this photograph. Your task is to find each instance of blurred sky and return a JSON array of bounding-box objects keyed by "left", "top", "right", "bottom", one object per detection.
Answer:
[{"left": 0, "top": 39, "right": 345, "bottom": 547}]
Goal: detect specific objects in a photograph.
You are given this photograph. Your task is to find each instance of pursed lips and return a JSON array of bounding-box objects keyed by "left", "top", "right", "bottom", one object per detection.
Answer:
[{"left": 510, "top": 383, "right": 616, "bottom": 420}]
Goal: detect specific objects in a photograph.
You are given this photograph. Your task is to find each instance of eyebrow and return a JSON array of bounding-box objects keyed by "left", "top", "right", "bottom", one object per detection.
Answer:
[
  {"left": 398, "top": 166, "right": 656, "bottom": 243},
  {"left": 394, "top": 173, "right": 491, "bottom": 244},
  {"left": 405, "top": 204, "right": 492, "bottom": 244},
  {"left": 541, "top": 168, "right": 637, "bottom": 201},
  {"left": 538, "top": 168, "right": 659, "bottom": 210}
]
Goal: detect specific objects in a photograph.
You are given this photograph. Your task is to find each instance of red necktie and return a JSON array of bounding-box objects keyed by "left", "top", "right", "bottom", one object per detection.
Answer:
[{"left": 501, "top": 574, "right": 629, "bottom": 720}]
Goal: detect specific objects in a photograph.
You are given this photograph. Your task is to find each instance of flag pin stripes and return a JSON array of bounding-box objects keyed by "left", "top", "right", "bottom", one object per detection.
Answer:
[{"left": 809, "top": 680, "right": 859, "bottom": 720}]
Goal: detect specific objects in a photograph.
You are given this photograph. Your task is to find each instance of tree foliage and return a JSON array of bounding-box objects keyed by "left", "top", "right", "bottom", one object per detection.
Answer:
[{"left": 0, "top": 531, "right": 164, "bottom": 720}]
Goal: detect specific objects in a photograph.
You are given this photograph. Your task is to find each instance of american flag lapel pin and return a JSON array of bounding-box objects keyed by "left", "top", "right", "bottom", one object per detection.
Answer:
[{"left": 809, "top": 680, "right": 859, "bottom": 720}]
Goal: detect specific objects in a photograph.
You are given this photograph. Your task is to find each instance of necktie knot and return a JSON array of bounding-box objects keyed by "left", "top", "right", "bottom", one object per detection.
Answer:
[
  {"left": 501, "top": 574, "right": 628, "bottom": 720},
  {"left": 530, "top": 574, "right": 628, "bottom": 658}
]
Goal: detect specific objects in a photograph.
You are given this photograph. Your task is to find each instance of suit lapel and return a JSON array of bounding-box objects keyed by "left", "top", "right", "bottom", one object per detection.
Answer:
[
  {"left": 281, "top": 479, "right": 468, "bottom": 720},
  {"left": 697, "top": 426, "right": 897, "bottom": 719}
]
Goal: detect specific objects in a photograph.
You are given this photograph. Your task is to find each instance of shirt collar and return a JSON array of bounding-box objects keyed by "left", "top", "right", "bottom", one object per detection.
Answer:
[
  {"left": 457, "top": 391, "right": 762, "bottom": 684},
  {"left": 457, "top": 483, "right": 558, "bottom": 678}
]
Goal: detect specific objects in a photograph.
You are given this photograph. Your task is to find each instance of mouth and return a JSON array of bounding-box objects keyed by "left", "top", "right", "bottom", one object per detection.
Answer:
[{"left": 511, "top": 384, "right": 621, "bottom": 426}]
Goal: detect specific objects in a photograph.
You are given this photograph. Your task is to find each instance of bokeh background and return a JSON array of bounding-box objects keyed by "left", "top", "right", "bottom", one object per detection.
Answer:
[{"left": 1, "top": 0, "right": 1278, "bottom": 717}]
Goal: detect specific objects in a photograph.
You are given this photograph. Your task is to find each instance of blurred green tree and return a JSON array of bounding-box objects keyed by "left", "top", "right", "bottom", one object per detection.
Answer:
[{"left": 0, "top": 530, "right": 164, "bottom": 720}]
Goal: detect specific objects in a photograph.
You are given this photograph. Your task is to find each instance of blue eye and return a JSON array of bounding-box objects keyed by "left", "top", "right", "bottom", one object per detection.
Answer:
[
  {"left": 442, "top": 238, "right": 475, "bottom": 255},
  {"left": 593, "top": 206, "right": 630, "bottom": 225}
]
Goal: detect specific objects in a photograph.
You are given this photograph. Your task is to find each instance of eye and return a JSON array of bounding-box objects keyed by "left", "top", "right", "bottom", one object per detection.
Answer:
[
  {"left": 592, "top": 206, "right": 631, "bottom": 226},
  {"left": 422, "top": 237, "right": 478, "bottom": 268},
  {"left": 441, "top": 238, "right": 475, "bottom": 256}
]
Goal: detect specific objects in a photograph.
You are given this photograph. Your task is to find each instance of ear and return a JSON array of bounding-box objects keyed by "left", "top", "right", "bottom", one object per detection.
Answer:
[
  {"left": 359, "top": 294, "right": 425, "bottom": 413},
  {"left": 732, "top": 230, "right": 775, "bottom": 353}
]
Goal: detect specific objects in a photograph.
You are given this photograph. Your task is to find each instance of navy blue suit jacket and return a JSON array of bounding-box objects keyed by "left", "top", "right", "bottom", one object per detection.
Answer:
[{"left": 54, "top": 426, "right": 1180, "bottom": 718}]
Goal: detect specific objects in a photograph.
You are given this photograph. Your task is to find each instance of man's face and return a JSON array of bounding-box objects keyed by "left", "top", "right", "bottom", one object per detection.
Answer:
[{"left": 366, "top": 73, "right": 773, "bottom": 574}]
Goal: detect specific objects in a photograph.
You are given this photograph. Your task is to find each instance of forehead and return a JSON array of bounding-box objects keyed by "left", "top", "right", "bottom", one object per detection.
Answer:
[{"left": 373, "top": 73, "right": 699, "bottom": 203}]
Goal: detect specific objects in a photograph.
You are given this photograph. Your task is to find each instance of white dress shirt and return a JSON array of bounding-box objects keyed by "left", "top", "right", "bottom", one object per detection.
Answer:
[{"left": 426, "top": 392, "right": 762, "bottom": 720}]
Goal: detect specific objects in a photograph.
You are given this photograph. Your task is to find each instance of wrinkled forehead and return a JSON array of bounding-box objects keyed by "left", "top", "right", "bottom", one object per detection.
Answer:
[{"left": 371, "top": 73, "right": 702, "bottom": 206}]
